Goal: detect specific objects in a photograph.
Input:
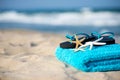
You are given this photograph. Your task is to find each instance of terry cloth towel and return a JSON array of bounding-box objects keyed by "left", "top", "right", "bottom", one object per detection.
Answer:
[{"left": 55, "top": 44, "right": 120, "bottom": 72}]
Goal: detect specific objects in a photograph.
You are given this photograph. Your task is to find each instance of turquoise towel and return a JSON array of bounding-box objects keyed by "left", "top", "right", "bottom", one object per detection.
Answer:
[{"left": 55, "top": 44, "right": 120, "bottom": 72}]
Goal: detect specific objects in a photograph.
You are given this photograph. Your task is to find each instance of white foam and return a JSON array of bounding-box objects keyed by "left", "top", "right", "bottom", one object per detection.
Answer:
[{"left": 0, "top": 10, "right": 120, "bottom": 27}]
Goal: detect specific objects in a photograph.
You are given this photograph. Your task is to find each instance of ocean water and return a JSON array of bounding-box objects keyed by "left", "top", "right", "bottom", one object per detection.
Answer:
[{"left": 0, "top": 8, "right": 120, "bottom": 34}]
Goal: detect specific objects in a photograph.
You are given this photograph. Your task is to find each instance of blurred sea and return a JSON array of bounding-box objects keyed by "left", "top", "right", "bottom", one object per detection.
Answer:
[{"left": 0, "top": 8, "right": 120, "bottom": 34}]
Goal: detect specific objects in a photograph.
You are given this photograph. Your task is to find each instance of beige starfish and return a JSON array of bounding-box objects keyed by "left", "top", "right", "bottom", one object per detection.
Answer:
[{"left": 70, "top": 35, "right": 85, "bottom": 49}]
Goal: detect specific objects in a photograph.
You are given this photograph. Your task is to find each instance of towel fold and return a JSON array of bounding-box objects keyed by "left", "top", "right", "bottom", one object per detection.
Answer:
[{"left": 55, "top": 44, "right": 120, "bottom": 72}]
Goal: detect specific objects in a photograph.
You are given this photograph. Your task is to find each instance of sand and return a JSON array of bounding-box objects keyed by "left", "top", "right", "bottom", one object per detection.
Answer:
[{"left": 0, "top": 29, "right": 120, "bottom": 80}]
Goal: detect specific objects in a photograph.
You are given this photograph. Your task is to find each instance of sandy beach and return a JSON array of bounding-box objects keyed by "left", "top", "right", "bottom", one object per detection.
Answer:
[{"left": 0, "top": 29, "right": 120, "bottom": 80}]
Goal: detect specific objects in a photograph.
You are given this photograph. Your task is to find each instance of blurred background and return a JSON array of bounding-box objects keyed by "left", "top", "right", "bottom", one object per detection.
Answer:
[{"left": 0, "top": 0, "right": 120, "bottom": 34}]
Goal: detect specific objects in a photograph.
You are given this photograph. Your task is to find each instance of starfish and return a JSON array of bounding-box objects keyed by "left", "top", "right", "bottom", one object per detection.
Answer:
[
  {"left": 70, "top": 35, "right": 85, "bottom": 49},
  {"left": 76, "top": 37, "right": 106, "bottom": 51}
]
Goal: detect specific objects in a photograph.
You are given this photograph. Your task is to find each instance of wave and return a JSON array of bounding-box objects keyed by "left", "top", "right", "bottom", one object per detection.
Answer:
[{"left": 0, "top": 10, "right": 120, "bottom": 27}]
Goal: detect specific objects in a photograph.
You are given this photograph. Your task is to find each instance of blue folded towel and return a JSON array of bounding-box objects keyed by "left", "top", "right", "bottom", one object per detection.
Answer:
[{"left": 55, "top": 44, "right": 120, "bottom": 72}]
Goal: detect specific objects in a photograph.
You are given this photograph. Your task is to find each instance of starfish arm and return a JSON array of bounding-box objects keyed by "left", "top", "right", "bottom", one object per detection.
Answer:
[
  {"left": 74, "top": 35, "right": 78, "bottom": 41},
  {"left": 79, "top": 44, "right": 86, "bottom": 48},
  {"left": 89, "top": 44, "right": 93, "bottom": 50},
  {"left": 79, "top": 37, "right": 86, "bottom": 42},
  {"left": 78, "top": 48, "right": 85, "bottom": 51},
  {"left": 75, "top": 43, "right": 79, "bottom": 49},
  {"left": 74, "top": 48, "right": 85, "bottom": 52},
  {"left": 93, "top": 42, "right": 106, "bottom": 45},
  {"left": 78, "top": 42, "right": 83, "bottom": 46},
  {"left": 94, "top": 37, "right": 103, "bottom": 42}
]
